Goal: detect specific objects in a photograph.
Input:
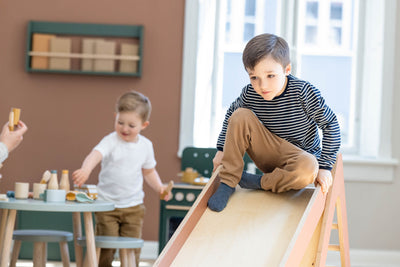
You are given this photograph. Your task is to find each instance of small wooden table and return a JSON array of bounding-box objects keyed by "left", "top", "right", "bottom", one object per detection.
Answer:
[{"left": 0, "top": 198, "right": 114, "bottom": 267}]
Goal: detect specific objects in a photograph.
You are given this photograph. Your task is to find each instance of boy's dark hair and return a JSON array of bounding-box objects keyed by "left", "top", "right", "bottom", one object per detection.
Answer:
[
  {"left": 116, "top": 91, "right": 151, "bottom": 122},
  {"left": 242, "top": 33, "right": 290, "bottom": 71}
]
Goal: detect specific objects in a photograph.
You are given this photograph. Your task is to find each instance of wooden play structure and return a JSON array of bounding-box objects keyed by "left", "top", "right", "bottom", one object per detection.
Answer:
[{"left": 155, "top": 154, "right": 349, "bottom": 266}]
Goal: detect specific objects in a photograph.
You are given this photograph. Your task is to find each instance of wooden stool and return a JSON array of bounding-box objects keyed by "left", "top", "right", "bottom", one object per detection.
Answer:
[
  {"left": 77, "top": 235, "right": 144, "bottom": 267},
  {"left": 10, "top": 229, "right": 73, "bottom": 267}
]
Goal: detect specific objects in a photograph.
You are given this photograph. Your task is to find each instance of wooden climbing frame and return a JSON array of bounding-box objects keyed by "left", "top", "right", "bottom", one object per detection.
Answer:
[{"left": 155, "top": 155, "right": 350, "bottom": 266}]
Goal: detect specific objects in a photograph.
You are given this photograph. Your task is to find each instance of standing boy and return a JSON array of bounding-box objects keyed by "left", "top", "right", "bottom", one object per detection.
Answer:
[
  {"left": 73, "top": 91, "right": 170, "bottom": 266},
  {"left": 208, "top": 33, "right": 341, "bottom": 212}
]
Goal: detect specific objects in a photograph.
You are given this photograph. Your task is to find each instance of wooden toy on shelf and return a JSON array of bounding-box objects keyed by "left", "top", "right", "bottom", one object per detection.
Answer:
[{"left": 26, "top": 21, "right": 144, "bottom": 77}]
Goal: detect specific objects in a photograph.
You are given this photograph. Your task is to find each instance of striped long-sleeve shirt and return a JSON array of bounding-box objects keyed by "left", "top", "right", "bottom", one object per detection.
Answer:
[{"left": 216, "top": 74, "right": 341, "bottom": 170}]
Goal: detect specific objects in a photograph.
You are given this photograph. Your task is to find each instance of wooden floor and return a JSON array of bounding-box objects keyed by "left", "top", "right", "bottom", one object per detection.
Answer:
[{"left": 14, "top": 259, "right": 156, "bottom": 267}]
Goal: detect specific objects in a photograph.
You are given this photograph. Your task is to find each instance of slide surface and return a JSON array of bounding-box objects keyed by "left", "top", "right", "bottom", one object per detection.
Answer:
[{"left": 171, "top": 187, "right": 316, "bottom": 266}]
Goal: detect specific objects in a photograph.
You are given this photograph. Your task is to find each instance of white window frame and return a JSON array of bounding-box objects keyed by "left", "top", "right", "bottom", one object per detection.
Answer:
[
  {"left": 178, "top": 0, "right": 398, "bottom": 182},
  {"left": 224, "top": 0, "right": 265, "bottom": 52}
]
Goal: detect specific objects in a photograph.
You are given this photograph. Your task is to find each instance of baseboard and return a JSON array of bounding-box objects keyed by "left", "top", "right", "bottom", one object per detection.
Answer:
[
  {"left": 351, "top": 249, "right": 400, "bottom": 266},
  {"left": 326, "top": 249, "right": 400, "bottom": 266},
  {"left": 143, "top": 241, "right": 400, "bottom": 266}
]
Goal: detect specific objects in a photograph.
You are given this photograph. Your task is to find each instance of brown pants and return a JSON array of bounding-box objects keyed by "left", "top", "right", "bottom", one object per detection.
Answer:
[
  {"left": 95, "top": 204, "right": 145, "bottom": 267},
  {"left": 221, "top": 108, "right": 318, "bottom": 193}
]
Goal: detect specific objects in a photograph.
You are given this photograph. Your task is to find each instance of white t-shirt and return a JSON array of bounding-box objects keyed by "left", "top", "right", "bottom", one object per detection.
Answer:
[{"left": 94, "top": 132, "right": 156, "bottom": 208}]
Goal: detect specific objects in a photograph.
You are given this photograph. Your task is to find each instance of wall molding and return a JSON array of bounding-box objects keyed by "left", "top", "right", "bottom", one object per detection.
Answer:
[{"left": 343, "top": 156, "right": 398, "bottom": 183}]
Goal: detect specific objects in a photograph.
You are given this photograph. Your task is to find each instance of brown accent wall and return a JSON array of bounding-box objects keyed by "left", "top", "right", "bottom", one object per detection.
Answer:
[{"left": 0, "top": 0, "right": 184, "bottom": 241}]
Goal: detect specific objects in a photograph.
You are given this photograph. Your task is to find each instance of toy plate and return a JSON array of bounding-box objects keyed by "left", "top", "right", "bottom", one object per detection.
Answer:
[{"left": 192, "top": 177, "right": 209, "bottom": 185}]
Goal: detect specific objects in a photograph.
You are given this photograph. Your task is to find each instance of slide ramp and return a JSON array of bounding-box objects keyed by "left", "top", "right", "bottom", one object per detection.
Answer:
[{"left": 155, "top": 155, "right": 349, "bottom": 267}]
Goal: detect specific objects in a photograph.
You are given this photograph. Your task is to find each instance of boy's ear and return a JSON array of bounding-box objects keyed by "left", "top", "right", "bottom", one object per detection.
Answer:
[
  {"left": 285, "top": 64, "right": 292, "bottom": 75},
  {"left": 141, "top": 121, "right": 150, "bottom": 130}
]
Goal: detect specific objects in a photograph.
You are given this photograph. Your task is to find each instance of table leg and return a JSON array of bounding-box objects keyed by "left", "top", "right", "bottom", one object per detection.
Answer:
[
  {"left": 72, "top": 212, "right": 84, "bottom": 267},
  {"left": 0, "top": 209, "right": 9, "bottom": 259},
  {"left": 83, "top": 212, "right": 97, "bottom": 267},
  {"left": 0, "top": 209, "right": 16, "bottom": 267}
]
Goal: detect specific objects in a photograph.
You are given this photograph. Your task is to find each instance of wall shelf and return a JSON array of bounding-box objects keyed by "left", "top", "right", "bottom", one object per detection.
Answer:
[{"left": 26, "top": 21, "right": 144, "bottom": 77}]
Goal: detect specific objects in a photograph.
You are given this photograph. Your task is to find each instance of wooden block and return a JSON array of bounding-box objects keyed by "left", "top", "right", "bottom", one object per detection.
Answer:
[
  {"left": 81, "top": 38, "right": 98, "bottom": 71},
  {"left": 94, "top": 40, "right": 116, "bottom": 72},
  {"left": 49, "top": 37, "right": 72, "bottom": 70},
  {"left": 160, "top": 181, "right": 174, "bottom": 200},
  {"left": 12, "top": 108, "right": 21, "bottom": 125},
  {"left": 8, "top": 111, "right": 14, "bottom": 131},
  {"left": 119, "top": 43, "right": 139, "bottom": 73},
  {"left": 31, "top": 33, "right": 56, "bottom": 69}
]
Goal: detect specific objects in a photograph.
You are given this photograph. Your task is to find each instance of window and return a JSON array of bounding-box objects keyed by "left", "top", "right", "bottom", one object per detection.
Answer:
[
  {"left": 295, "top": 0, "right": 356, "bottom": 150},
  {"left": 179, "top": 0, "right": 398, "bottom": 181}
]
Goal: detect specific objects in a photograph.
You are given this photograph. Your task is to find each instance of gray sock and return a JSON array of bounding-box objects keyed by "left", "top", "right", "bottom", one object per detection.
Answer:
[
  {"left": 238, "top": 171, "right": 262, "bottom": 189},
  {"left": 207, "top": 183, "right": 235, "bottom": 212}
]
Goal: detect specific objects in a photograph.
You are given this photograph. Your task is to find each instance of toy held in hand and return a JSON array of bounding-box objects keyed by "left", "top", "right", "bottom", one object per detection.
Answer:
[{"left": 160, "top": 180, "right": 174, "bottom": 200}]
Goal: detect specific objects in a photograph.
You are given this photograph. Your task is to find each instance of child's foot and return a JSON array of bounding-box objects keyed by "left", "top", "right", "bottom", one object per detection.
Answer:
[
  {"left": 207, "top": 183, "right": 235, "bottom": 212},
  {"left": 238, "top": 171, "right": 262, "bottom": 189}
]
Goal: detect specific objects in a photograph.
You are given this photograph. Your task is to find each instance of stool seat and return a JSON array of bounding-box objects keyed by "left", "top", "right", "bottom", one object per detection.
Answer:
[
  {"left": 13, "top": 229, "right": 73, "bottom": 242},
  {"left": 77, "top": 235, "right": 144, "bottom": 249},
  {"left": 11, "top": 229, "right": 73, "bottom": 267}
]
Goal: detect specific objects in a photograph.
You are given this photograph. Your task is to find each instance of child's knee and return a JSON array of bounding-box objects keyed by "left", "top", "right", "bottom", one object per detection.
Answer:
[
  {"left": 229, "top": 108, "right": 253, "bottom": 124},
  {"left": 294, "top": 153, "right": 318, "bottom": 188}
]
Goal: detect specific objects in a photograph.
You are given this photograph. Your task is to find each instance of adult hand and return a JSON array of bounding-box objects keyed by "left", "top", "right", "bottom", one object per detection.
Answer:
[{"left": 0, "top": 120, "right": 28, "bottom": 153}]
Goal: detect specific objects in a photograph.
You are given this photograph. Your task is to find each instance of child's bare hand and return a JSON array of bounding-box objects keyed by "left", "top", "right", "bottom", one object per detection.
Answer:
[
  {"left": 160, "top": 185, "right": 172, "bottom": 201},
  {"left": 72, "top": 168, "right": 90, "bottom": 187},
  {"left": 315, "top": 169, "right": 332, "bottom": 194}
]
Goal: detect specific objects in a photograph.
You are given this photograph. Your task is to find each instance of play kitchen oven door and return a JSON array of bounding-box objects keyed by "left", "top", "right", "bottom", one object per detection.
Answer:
[{"left": 158, "top": 183, "right": 203, "bottom": 253}]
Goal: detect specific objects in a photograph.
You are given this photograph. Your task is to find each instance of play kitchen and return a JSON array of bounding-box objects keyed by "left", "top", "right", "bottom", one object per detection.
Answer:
[{"left": 158, "top": 167, "right": 208, "bottom": 253}]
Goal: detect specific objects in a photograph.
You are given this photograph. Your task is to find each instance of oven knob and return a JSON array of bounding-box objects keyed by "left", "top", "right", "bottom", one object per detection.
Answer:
[
  {"left": 175, "top": 192, "right": 184, "bottom": 201},
  {"left": 186, "top": 193, "right": 195, "bottom": 202}
]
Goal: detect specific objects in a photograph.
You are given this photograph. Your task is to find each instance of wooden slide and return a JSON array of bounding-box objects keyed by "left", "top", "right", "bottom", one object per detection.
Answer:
[{"left": 155, "top": 154, "right": 350, "bottom": 267}]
